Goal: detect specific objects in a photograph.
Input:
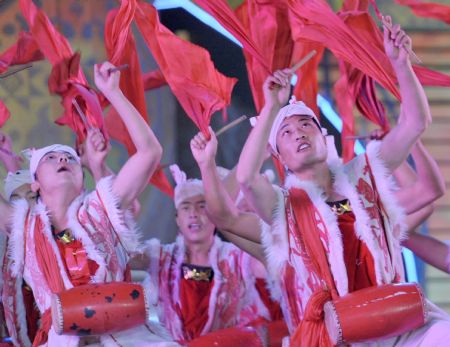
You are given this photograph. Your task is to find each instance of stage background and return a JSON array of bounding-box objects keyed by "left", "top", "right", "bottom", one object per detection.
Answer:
[{"left": 1, "top": 0, "right": 449, "bottom": 312}]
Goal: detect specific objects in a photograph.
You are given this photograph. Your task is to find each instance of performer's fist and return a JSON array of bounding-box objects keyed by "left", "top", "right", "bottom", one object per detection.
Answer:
[
  {"left": 190, "top": 127, "right": 218, "bottom": 167},
  {"left": 383, "top": 16, "right": 412, "bottom": 65},
  {"left": 94, "top": 61, "right": 121, "bottom": 98},
  {"left": 263, "top": 69, "right": 292, "bottom": 109},
  {"left": 78, "top": 128, "right": 110, "bottom": 171}
]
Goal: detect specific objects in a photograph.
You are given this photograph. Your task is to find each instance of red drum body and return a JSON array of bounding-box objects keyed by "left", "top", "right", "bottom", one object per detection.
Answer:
[
  {"left": 324, "top": 283, "right": 427, "bottom": 344},
  {"left": 187, "top": 327, "right": 263, "bottom": 347},
  {"left": 51, "top": 282, "right": 148, "bottom": 336}
]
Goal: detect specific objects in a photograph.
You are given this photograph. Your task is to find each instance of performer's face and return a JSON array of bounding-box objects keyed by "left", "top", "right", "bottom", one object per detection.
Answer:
[
  {"left": 9, "top": 184, "right": 37, "bottom": 206},
  {"left": 176, "top": 194, "right": 215, "bottom": 244},
  {"left": 275, "top": 115, "right": 327, "bottom": 172},
  {"left": 32, "top": 151, "right": 83, "bottom": 196}
]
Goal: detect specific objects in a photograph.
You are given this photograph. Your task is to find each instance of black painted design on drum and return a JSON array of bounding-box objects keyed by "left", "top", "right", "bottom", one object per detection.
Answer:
[
  {"left": 70, "top": 323, "right": 79, "bottom": 330},
  {"left": 77, "top": 328, "right": 92, "bottom": 336},
  {"left": 84, "top": 307, "right": 96, "bottom": 318},
  {"left": 105, "top": 296, "right": 113, "bottom": 303},
  {"left": 130, "top": 289, "right": 140, "bottom": 300}
]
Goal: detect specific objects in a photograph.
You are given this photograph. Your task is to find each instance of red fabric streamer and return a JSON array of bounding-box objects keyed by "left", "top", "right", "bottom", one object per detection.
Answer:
[
  {"left": 288, "top": 0, "right": 401, "bottom": 100},
  {"left": 134, "top": 1, "right": 237, "bottom": 138},
  {"left": 48, "top": 52, "right": 106, "bottom": 142},
  {"left": 235, "top": 0, "right": 294, "bottom": 112},
  {"left": 142, "top": 69, "right": 167, "bottom": 90},
  {"left": 339, "top": 7, "right": 388, "bottom": 128},
  {"left": 0, "top": 100, "right": 10, "bottom": 128},
  {"left": 334, "top": 9, "right": 390, "bottom": 161},
  {"left": 395, "top": 0, "right": 450, "bottom": 25},
  {"left": 290, "top": 42, "right": 324, "bottom": 117},
  {"left": 193, "top": 0, "right": 269, "bottom": 74},
  {"left": 366, "top": 1, "right": 450, "bottom": 87},
  {"left": 0, "top": 31, "right": 43, "bottom": 74},
  {"left": 334, "top": 61, "right": 357, "bottom": 163},
  {"left": 289, "top": 0, "right": 450, "bottom": 159},
  {"left": 0, "top": 31, "right": 44, "bottom": 127},
  {"left": 19, "top": 0, "right": 105, "bottom": 143},
  {"left": 105, "top": 2, "right": 173, "bottom": 197},
  {"left": 105, "top": 2, "right": 147, "bottom": 154}
]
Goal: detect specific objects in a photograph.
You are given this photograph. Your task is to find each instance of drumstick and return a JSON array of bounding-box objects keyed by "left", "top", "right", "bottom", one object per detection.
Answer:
[
  {"left": 344, "top": 135, "right": 371, "bottom": 140},
  {"left": 216, "top": 115, "right": 248, "bottom": 137},
  {"left": 289, "top": 50, "right": 317, "bottom": 73},
  {"left": 72, "top": 99, "right": 91, "bottom": 130},
  {"left": 270, "top": 50, "right": 317, "bottom": 89},
  {"left": 107, "top": 64, "right": 129, "bottom": 74},
  {"left": 0, "top": 64, "right": 33, "bottom": 79},
  {"left": 381, "top": 16, "right": 421, "bottom": 64},
  {"left": 159, "top": 116, "right": 249, "bottom": 168}
]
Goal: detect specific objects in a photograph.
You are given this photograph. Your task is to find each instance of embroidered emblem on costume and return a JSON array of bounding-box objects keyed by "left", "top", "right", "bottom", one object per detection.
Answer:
[
  {"left": 182, "top": 263, "right": 214, "bottom": 282},
  {"left": 327, "top": 199, "right": 352, "bottom": 215},
  {"left": 54, "top": 228, "right": 75, "bottom": 244}
]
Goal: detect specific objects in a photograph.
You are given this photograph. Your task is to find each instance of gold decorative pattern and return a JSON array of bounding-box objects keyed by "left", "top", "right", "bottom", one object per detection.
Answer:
[
  {"left": 182, "top": 264, "right": 213, "bottom": 282},
  {"left": 54, "top": 228, "right": 75, "bottom": 244},
  {"left": 329, "top": 199, "right": 352, "bottom": 215}
]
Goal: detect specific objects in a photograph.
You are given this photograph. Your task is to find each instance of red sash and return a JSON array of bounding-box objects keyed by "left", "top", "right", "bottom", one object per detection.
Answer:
[{"left": 287, "top": 188, "right": 336, "bottom": 347}]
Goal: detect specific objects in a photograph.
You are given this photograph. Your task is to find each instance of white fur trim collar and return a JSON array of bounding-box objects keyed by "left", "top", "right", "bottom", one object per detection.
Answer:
[{"left": 95, "top": 176, "right": 143, "bottom": 254}]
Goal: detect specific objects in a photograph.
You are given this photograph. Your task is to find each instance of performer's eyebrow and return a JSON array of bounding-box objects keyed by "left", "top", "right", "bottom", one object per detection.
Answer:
[{"left": 279, "top": 123, "right": 289, "bottom": 131}]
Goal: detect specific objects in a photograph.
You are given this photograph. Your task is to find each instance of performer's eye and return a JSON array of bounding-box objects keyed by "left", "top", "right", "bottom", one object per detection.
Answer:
[{"left": 27, "top": 192, "right": 38, "bottom": 200}]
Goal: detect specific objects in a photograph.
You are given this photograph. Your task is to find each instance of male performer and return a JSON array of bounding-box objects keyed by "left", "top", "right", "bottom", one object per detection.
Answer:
[
  {"left": 132, "top": 164, "right": 272, "bottom": 345},
  {"left": 0, "top": 62, "right": 177, "bottom": 347},
  {"left": 232, "top": 17, "right": 450, "bottom": 345}
]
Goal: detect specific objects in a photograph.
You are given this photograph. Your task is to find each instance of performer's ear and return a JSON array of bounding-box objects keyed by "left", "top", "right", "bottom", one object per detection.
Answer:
[
  {"left": 267, "top": 144, "right": 279, "bottom": 159},
  {"left": 31, "top": 181, "right": 40, "bottom": 193}
]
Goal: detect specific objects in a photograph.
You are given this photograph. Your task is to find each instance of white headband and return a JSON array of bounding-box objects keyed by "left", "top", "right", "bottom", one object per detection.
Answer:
[
  {"left": 170, "top": 164, "right": 204, "bottom": 209},
  {"left": 28, "top": 144, "right": 80, "bottom": 182},
  {"left": 268, "top": 98, "right": 320, "bottom": 154},
  {"left": 4, "top": 170, "right": 32, "bottom": 200}
]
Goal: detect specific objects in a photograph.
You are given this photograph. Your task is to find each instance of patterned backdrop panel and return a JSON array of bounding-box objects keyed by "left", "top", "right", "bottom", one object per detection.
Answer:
[{"left": 0, "top": 0, "right": 113, "bottom": 166}]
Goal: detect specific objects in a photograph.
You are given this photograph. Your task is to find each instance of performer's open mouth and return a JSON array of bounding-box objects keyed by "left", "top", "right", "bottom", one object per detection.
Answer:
[
  {"left": 188, "top": 223, "right": 201, "bottom": 231},
  {"left": 57, "top": 165, "right": 70, "bottom": 173},
  {"left": 297, "top": 142, "right": 311, "bottom": 152}
]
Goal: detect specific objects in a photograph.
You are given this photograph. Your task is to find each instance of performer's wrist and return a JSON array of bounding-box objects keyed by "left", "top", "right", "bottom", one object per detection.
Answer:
[
  {"left": 390, "top": 58, "right": 413, "bottom": 74},
  {"left": 198, "top": 158, "right": 216, "bottom": 173},
  {"left": 103, "top": 88, "right": 125, "bottom": 104}
]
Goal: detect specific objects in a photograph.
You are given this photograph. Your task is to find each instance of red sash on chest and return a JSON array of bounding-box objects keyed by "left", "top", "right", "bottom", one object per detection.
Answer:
[{"left": 287, "top": 188, "right": 336, "bottom": 347}]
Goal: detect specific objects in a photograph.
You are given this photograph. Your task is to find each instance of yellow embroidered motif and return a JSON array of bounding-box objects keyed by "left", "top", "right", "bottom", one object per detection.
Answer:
[
  {"left": 182, "top": 265, "right": 213, "bottom": 282},
  {"left": 330, "top": 200, "right": 352, "bottom": 215},
  {"left": 56, "top": 229, "right": 75, "bottom": 244}
]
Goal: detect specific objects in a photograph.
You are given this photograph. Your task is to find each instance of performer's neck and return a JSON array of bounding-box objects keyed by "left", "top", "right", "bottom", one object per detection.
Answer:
[
  {"left": 40, "top": 191, "right": 76, "bottom": 232},
  {"left": 184, "top": 236, "right": 214, "bottom": 266},
  {"left": 293, "top": 162, "right": 333, "bottom": 193}
]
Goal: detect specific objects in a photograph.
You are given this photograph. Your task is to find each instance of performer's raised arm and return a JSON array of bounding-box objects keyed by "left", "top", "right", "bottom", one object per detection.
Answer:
[
  {"left": 191, "top": 129, "right": 263, "bottom": 249},
  {"left": 0, "top": 131, "right": 21, "bottom": 233},
  {"left": 395, "top": 140, "right": 445, "bottom": 214},
  {"left": 236, "top": 70, "right": 291, "bottom": 224},
  {"left": 378, "top": 17, "right": 431, "bottom": 171},
  {"left": 94, "top": 62, "right": 162, "bottom": 210}
]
